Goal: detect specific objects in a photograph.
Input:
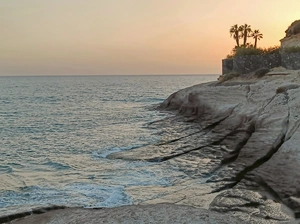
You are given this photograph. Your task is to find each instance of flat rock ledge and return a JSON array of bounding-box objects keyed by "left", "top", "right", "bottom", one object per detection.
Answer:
[
  {"left": 7, "top": 70, "right": 300, "bottom": 224},
  {"left": 6, "top": 204, "right": 242, "bottom": 224}
]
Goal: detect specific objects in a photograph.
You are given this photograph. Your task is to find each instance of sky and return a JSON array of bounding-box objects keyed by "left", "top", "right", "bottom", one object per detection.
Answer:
[{"left": 0, "top": 0, "right": 299, "bottom": 76}]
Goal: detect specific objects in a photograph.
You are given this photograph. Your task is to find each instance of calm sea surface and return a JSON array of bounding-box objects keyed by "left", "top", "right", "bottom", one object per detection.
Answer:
[{"left": 0, "top": 75, "right": 218, "bottom": 215}]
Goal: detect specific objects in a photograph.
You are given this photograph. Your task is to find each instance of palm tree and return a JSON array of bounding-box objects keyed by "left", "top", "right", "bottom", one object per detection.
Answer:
[
  {"left": 240, "top": 24, "right": 252, "bottom": 47},
  {"left": 229, "top": 24, "right": 242, "bottom": 47},
  {"left": 251, "top": 29, "right": 263, "bottom": 48}
]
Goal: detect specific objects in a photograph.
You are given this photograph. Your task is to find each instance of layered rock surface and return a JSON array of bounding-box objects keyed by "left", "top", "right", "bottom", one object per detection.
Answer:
[
  {"left": 8, "top": 70, "right": 300, "bottom": 223},
  {"left": 281, "top": 34, "right": 300, "bottom": 48},
  {"left": 108, "top": 70, "right": 300, "bottom": 223},
  {"left": 8, "top": 204, "right": 242, "bottom": 224}
]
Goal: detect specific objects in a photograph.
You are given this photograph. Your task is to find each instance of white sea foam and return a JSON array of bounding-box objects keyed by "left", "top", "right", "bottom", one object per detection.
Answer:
[
  {"left": 0, "top": 75, "right": 218, "bottom": 214},
  {"left": 65, "top": 183, "right": 132, "bottom": 208},
  {"left": 92, "top": 144, "right": 147, "bottom": 158}
]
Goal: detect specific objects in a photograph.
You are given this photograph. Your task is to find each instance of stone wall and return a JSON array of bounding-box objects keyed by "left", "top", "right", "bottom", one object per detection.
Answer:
[
  {"left": 222, "top": 52, "right": 300, "bottom": 75},
  {"left": 222, "top": 59, "right": 233, "bottom": 75},
  {"left": 232, "top": 53, "right": 281, "bottom": 74},
  {"left": 281, "top": 52, "right": 300, "bottom": 70}
]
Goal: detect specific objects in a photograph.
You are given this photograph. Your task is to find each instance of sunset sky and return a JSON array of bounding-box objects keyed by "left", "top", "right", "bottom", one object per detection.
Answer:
[{"left": 1, "top": 0, "right": 299, "bottom": 75}]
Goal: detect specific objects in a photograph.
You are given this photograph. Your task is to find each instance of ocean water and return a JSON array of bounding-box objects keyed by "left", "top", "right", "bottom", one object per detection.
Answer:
[{"left": 0, "top": 75, "right": 218, "bottom": 215}]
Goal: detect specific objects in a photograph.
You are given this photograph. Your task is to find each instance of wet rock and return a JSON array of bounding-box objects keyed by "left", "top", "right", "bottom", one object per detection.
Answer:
[{"left": 10, "top": 204, "right": 243, "bottom": 224}]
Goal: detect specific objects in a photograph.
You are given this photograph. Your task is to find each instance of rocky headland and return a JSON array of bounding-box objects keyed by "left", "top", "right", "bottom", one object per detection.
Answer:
[
  {"left": 5, "top": 68, "right": 300, "bottom": 224},
  {"left": 108, "top": 68, "right": 300, "bottom": 223}
]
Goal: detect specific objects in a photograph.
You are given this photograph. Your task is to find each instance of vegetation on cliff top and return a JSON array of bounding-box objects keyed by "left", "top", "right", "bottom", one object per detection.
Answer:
[
  {"left": 282, "top": 46, "right": 300, "bottom": 53},
  {"left": 227, "top": 23, "right": 300, "bottom": 59},
  {"left": 226, "top": 46, "right": 280, "bottom": 59},
  {"left": 226, "top": 46, "right": 300, "bottom": 59},
  {"left": 229, "top": 24, "right": 263, "bottom": 48},
  {"left": 228, "top": 23, "right": 270, "bottom": 58}
]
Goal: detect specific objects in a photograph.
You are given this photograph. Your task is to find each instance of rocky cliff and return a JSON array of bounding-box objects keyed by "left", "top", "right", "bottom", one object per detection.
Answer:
[{"left": 108, "top": 69, "right": 300, "bottom": 223}]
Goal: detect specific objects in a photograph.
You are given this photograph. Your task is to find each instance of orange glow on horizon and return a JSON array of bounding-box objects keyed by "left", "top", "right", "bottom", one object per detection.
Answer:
[{"left": 0, "top": 0, "right": 299, "bottom": 75}]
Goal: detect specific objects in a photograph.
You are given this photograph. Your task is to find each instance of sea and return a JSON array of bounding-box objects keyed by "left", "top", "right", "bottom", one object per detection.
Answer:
[{"left": 0, "top": 75, "right": 218, "bottom": 216}]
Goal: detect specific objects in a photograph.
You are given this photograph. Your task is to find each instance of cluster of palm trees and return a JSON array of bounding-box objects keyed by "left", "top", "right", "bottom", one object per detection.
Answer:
[{"left": 230, "top": 24, "right": 263, "bottom": 48}]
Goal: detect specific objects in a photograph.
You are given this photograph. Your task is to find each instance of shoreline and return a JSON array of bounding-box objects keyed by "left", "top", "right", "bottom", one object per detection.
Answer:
[
  {"left": 5, "top": 70, "right": 300, "bottom": 223},
  {"left": 6, "top": 204, "right": 243, "bottom": 224}
]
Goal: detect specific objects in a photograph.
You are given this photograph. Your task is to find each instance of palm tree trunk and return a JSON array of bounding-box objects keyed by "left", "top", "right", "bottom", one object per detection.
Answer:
[
  {"left": 243, "top": 30, "right": 247, "bottom": 46},
  {"left": 254, "top": 37, "right": 257, "bottom": 48},
  {"left": 235, "top": 31, "right": 239, "bottom": 47}
]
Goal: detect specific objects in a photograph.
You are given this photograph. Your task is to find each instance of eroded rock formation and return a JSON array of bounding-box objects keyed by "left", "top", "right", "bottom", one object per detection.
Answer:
[
  {"left": 281, "top": 20, "right": 300, "bottom": 49},
  {"left": 285, "top": 20, "right": 300, "bottom": 37},
  {"left": 108, "top": 69, "right": 300, "bottom": 223}
]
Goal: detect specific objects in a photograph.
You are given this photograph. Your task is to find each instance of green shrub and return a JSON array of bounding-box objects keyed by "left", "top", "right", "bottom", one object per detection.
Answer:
[
  {"left": 276, "top": 84, "right": 300, "bottom": 94},
  {"left": 253, "top": 68, "right": 270, "bottom": 78},
  {"left": 227, "top": 46, "right": 280, "bottom": 58},
  {"left": 235, "top": 47, "right": 264, "bottom": 56},
  {"left": 218, "top": 71, "right": 240, "bottom": 83},
  {"left": 226, "top": 54, "right": 234, "bottom": 59},
  {"left": 264, "top": 46, "right": 281, "bottom": 54},
  {"left": 282, "top": 46, "right": 300, "bottom": 53}
]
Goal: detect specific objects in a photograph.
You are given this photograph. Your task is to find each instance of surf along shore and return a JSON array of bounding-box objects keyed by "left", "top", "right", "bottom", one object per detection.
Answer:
[{"left": 3, "top": 68, "right": 300, "bottom": 224}]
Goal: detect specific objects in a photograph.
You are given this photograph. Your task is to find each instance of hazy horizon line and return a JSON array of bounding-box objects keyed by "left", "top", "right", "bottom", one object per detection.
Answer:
[{"left": 0, "top": 73, "right": 220, "bottom": 77}]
